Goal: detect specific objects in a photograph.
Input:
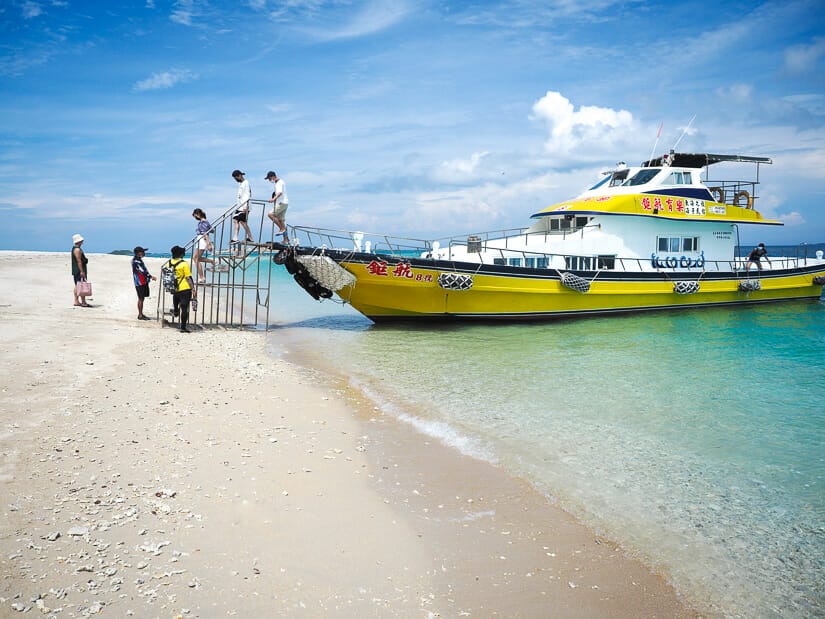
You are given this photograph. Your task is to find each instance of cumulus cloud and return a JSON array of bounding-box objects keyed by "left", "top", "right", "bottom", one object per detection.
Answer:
[
  {"left": 784, "top": 38, "right": 825, "bottom": 74},
  {"left": 134, "top": 69, "right": 196, "bottom": 91},
  {"left": 530, "top": 91, "right": 635, "bottom": 158}
]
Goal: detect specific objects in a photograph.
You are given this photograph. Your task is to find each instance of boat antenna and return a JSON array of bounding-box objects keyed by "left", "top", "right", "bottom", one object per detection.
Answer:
[
  {"left": 671, "top": 114, "right": 696, "bottom": 152},
  {"left": 648, "top": 121, "right": 663, "bottom": 165}
]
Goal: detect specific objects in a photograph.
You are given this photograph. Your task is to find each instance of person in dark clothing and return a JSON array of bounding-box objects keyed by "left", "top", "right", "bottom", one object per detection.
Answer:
[
  {"left": 746, "top": 243, "right": 770, "bottom": 273},
  {"left": 71, "top": 233, "right": 90, "bottom": 307},
  {"left": 132, "top": 246, "right": 155, "bottom": 320},
  {"left": 166, "top": 245, "right": 197, "bottom": 333}
]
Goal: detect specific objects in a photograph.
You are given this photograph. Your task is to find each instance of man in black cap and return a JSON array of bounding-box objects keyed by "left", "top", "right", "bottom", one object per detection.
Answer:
[
  {"left": 131, "top": 246, "right": 155, "bottom": 320},
  {"left": 746, "top": 243, "right": 770, "bottom": 274}
]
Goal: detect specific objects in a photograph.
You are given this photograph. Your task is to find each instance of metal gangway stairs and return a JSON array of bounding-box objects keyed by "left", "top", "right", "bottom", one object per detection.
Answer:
[{"left": 156, "top": 199, "right": 286, "bottom": 331}]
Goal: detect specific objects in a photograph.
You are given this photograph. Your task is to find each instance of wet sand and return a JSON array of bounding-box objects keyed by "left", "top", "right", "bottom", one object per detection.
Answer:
[{"left": 0, "top": 251, "right": 698, "bottom": 617}]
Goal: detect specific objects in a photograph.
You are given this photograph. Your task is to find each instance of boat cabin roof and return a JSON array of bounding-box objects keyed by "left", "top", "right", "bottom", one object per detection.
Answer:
[{"left": 641, "top": 152, "right": 772, "bottom": 168}]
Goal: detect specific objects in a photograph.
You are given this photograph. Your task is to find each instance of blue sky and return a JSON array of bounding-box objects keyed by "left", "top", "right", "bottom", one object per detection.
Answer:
[{"left": 1, "top": 0, "right": 824, "bottom": 254}]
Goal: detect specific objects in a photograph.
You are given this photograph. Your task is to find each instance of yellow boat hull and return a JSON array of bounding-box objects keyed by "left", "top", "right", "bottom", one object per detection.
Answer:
[{"left": 331, "top": 257, "right": 825, "bottom": 321}]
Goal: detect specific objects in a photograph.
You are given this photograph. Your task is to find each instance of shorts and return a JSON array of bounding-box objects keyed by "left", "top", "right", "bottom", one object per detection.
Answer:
[
  {"left": 233, "top": 210, "right": 248, "bottom": 223},
  {"left": 269, "top": 202, "right": 288, "bottom": 219},
  {"left": 136, "top": 284, "right": 150, "bottom": 299},
  {"left": 197, "top": 235, "right": 209, "bottom": 251}
]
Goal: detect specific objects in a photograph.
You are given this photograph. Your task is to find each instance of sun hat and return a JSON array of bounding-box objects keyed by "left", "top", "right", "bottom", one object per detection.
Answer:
[
  {"left": 72, "top": 234, "right": 84, "bottom": 244},
  {"left": 133, "top": 246, "right": 148, "bottom": 254}
]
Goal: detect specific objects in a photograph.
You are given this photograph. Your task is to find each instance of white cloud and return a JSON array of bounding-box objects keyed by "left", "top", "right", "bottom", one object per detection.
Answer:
[
  {"left": 432, "top": 151, "right": 490, "bottom": 183},
  {"left": 170, "top": 0, "right": 195, "bottom": 25},
  {"left": 778, "top": 211, "right": 805, "bottom": 226},
  {"left": 530, "top": 91, "right": 635, "bottom": 157},
  {"left": 784, "top": 38, "right": 825, "bottom": 74},
  {"left": 717, "top": 83, "right": 753, "bottom": 102},
  {"left": 301, "top": 0, "right": 415, "bottom": 41},
  {"left": 21, "top": 1, "right": 43, "bottom": 19},
  {"left": 134, "top": 69, "right": 197, "bottom": 91}
]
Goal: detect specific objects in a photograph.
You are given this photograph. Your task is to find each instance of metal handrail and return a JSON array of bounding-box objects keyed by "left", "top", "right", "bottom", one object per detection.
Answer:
[{"left": 290, "top": 225, "right": 816, "bottom": 274}]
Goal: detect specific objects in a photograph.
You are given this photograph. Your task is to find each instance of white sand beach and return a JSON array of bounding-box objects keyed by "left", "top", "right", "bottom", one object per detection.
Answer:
[{"left": 0, "top": 251, "right": 697, "bottom": 617}]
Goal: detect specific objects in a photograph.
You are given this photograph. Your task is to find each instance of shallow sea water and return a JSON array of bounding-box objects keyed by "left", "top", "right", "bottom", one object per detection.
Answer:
[{"left": 264, "top": 266, "right": 824, "bottom": 617}]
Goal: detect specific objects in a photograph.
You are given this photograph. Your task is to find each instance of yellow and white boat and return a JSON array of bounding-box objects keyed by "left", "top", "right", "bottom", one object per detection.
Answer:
[{"left": 283, "top": 152, "right": 825, "bottom": 321}]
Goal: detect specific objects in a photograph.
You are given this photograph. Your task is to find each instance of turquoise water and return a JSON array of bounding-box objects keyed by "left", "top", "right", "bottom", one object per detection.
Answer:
[{"left": 263, "top": 265, "right": 824, "bottom": 617}]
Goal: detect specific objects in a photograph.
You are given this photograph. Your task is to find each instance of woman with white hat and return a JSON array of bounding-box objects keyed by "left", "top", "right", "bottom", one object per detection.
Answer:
[{"left": 72, "top": 233, "right": 90, "bottom": 307}]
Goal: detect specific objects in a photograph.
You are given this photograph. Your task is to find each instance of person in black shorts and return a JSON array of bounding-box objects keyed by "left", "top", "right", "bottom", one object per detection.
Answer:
[
  {"left": 132, "top": 246, "right": 156, "bottom": 320},
  {"left": 746, "top": 243, "right": 770, "bottom": 273}
]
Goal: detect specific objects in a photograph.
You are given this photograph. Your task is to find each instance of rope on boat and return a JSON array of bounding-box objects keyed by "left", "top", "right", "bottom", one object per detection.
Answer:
[
  {"left": 437, "top": 272, "right": 474, "bottom": 291},
  {"left": 276, "top": 246, "right": 335, "bottom": 301},
  {"left": 738, "top": 279, "right": 762, "bottom": 292},
  {"left": 673, "top": 280, "right": 700, "bottom": 294},
  {"left": 296, "top": 255, "right": 357, "bottom": 291},
  {"left": 559, "top": 271, "right": 591, "bottom": 293}
]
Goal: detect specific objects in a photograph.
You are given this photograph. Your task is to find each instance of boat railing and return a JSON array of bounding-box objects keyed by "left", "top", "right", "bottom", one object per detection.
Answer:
[
  {"left": 704, "top": 179, "right": 760, "bottom": 208},
  {"left": 291, "top": 226, "right": 819, "bottom": 274},
  {"left": 292, "top": 225, "right": 434, "bottom": 256}
]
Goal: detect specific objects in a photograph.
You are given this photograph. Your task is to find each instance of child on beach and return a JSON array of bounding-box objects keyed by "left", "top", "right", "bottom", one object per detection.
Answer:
[
  {"left": 192, "top": 208, "right": 216, "bottom": 284},
  {"left": 131, "top": 246, "right": 155, "bottom": 320}
]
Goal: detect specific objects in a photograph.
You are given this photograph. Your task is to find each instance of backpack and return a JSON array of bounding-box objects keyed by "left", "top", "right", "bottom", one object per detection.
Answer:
[{"left": 161, "top": 259, "right": 183, "bottom": 293}]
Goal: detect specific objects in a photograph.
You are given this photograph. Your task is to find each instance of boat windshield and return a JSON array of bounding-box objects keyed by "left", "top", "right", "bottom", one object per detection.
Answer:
[
  {"left": 588, "top": 175, "right": 612, "bottom": 191},
  {"left": 623, "top": 168, "right": 660, "bottom": 186}
]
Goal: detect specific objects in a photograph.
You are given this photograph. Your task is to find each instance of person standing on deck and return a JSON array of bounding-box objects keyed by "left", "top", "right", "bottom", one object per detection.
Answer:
[
  {"left": 231, "top": 170, "right": 254, "bottom": 243},
  {"left": 746, "top": 243, "right": 770, "bottom": 273}
]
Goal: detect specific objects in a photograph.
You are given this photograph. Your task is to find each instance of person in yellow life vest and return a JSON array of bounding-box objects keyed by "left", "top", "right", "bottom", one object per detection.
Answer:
[{"left": 168, "top": 245, "right": 197, "bottom": 333}]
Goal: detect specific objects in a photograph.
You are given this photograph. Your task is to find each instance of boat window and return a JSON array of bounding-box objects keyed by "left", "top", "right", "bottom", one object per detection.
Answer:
[
  {"left": 575, "top": 216, "right": 589, "bottom": 228},
  {"left": 560, "top": 218, "right": 571, "bottom": 230},
  {"left": 549, "top": 219, "right": 560, "bottom": 231},
  {"left": 536, "top": 257, "right": 549, "bottom": 268},
  {"left": 664, "top": 171, "right": 694, "bottom": 185},
  {"left": 565, "top": 256, "right": 596, "bottom": 270},
  {"left": 493, "top": 258, "right": 506, "bottom": 266},
  {"left": 609, "top": 169, "right": 629, "bottom": 187},
  {"left": 682, "top": 237, "right": 699, "bottom": 251},
  {"left": 658, "top": 236, "right": 700, "bottom": 253},
  {"left": 588, "top": 175, "right": 612, "bottom": 191},
  {"left": 597, "top": 255, "right": 615, "bottom": 269},
  {"left": 623, "top": 169, "right": 659, "bottom": 186},
  {"left": 508, "top": 258, "right": 522, "bottom": 267}
]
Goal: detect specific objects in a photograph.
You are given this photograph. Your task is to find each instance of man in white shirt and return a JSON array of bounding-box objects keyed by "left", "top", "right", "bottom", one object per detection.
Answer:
[
  {"left": 231, "top": 169, "right": 254, "bottom": 243},
  {"left": 265, "top": 170, "right": 289, "bottom": 242}
]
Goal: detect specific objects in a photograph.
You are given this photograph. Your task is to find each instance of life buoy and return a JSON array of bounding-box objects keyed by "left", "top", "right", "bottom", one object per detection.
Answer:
[
  {"left": 709, "top": 187, "right": 724, "bottom": 203},
  {"left": 733, "top": 190, "right": 753, "bottom": 209}
]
